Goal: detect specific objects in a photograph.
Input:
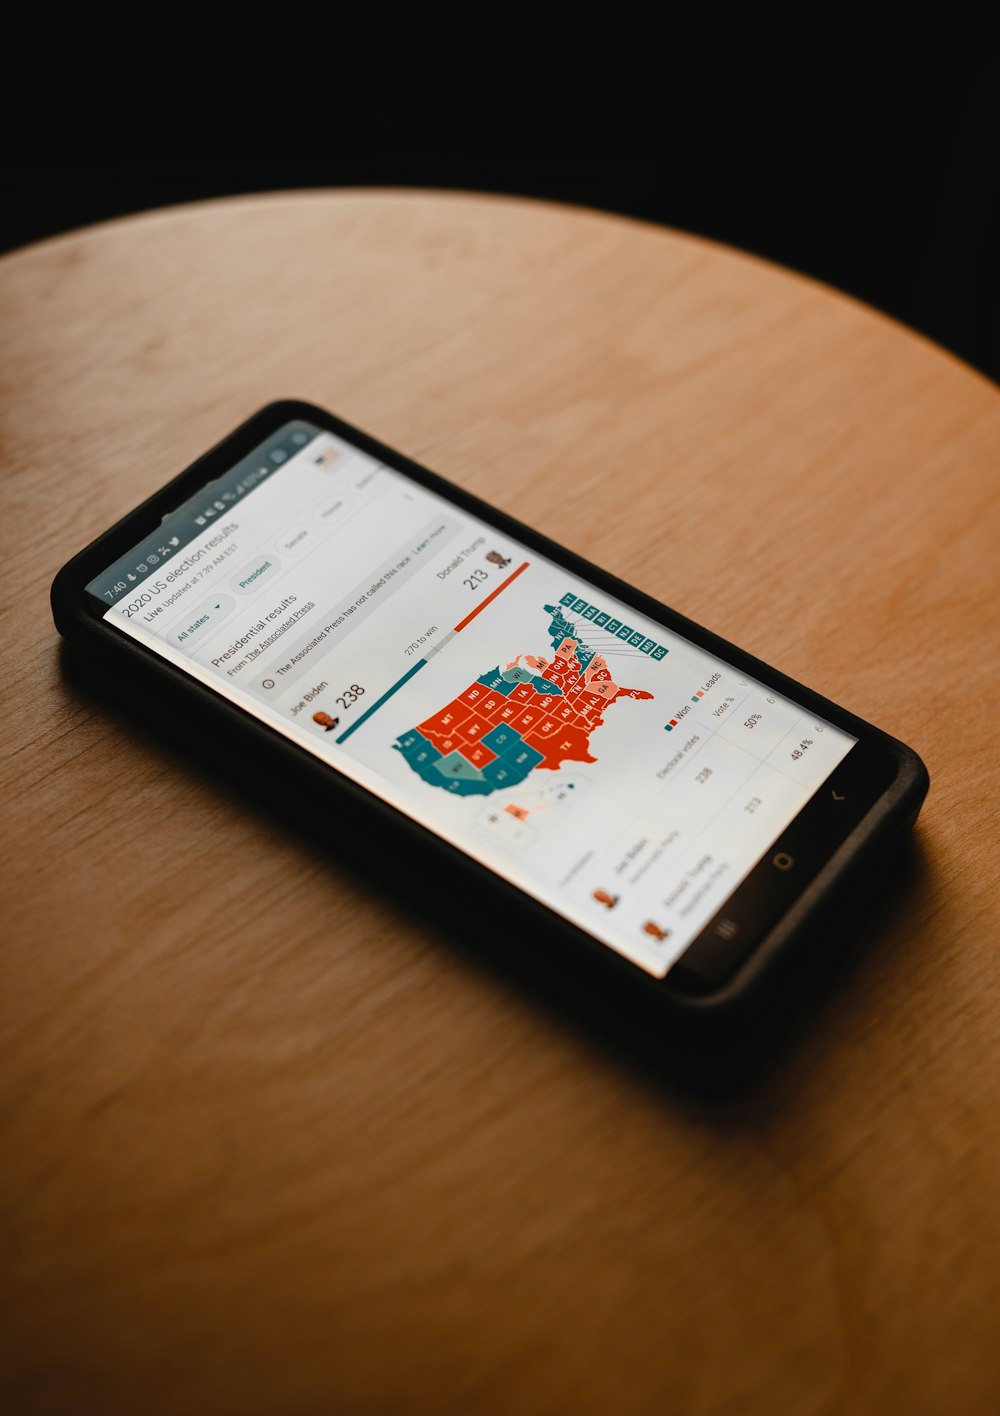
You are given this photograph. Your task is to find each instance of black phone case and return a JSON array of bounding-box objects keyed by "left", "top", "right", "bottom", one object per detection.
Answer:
[{"left": 51, "top": 400, "right": 929, "bottom": 1085}]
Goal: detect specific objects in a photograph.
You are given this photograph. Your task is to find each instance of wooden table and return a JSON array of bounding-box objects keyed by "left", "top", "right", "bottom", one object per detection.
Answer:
[{"left": 2, "top": 192, "right": 998, "bottom": 1415}]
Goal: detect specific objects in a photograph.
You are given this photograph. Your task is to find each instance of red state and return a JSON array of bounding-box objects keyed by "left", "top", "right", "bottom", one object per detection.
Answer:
[
  {"left": 531, "top": 714, "right": 562, "bottom": 740},
  {"left": 459, "top": 712, "right": 491, "bottom": 743},
  {"left": 458, "top": 741, "right": 498, "bottom": 768},
  {"left": 476, "top": 691, "right": 506, "bottom": 719},
  {"left": 459, "top": 682, "right": 492, "bottom": 711},
  {"left": 577, "top": 704, "right": 606, "bottom": 728},
  {"left": 508, "top": 683, "right": 537, "bottom": 704},
  {"left": 510, "top": 704, "right": 544, "bottom": 733},
  {"left": 495, "top": 699, "right": 523, "bottom": 724},
  {"left": 553, "top": 700, "right": 581, "bottom": 724},
  {"left": 524, "top": 723, "right": 597, "bottom": 768},
  {"left": 420, "top": 699, "right": 472, "bottom": 739},
  {"left": 612, "top": 687, "right": 655, "bottom": 703}
]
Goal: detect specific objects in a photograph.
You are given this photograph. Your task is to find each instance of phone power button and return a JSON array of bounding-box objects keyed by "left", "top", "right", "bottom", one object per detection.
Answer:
[{"left": 772, "top": 852, "right": 795, "bottom": 871}]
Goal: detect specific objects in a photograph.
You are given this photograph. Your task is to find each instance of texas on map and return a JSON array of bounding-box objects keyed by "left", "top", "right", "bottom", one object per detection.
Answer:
[{"left": 393, "top": 602, "right": 654, "bottom": 796}]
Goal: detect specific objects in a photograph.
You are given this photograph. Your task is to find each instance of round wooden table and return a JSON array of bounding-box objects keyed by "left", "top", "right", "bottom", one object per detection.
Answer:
[{"left": 2, "top": 192, "right": 998, "bottom": 1415}]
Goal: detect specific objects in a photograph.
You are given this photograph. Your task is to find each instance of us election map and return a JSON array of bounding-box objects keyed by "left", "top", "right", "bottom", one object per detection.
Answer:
[{"left": 393, "top": 600, "right": 655, "bottom": 796}]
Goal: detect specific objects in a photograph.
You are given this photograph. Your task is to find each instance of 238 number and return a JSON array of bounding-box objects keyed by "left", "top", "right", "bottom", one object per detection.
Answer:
[{"left": 336, "top": 683, "right": 366, "bottom": 710}]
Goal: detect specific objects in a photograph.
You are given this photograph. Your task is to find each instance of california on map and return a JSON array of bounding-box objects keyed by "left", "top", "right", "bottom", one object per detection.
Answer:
[{"left": 393, "top": 601, "right": 655, "bottom": 796}]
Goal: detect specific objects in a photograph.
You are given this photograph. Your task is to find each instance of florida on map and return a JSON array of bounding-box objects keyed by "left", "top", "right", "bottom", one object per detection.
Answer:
[{"left": 393, "top": 602, "right": 654, "bottom": 796}]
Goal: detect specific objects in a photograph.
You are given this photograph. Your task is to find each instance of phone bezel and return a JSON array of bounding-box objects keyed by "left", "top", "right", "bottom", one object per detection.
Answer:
[{"left": 51, "top": 399, "right": 929, "bottom": 1015}]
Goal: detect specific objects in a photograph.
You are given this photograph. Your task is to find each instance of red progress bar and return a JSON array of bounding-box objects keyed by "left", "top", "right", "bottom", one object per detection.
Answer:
[{"left": 453, "top": 561, "right": 529, "bottom": 633}]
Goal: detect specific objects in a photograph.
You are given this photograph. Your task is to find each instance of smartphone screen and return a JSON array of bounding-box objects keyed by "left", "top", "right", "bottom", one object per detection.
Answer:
[{"left": 87, "top": 418, "right": 863, "bottom": 979}]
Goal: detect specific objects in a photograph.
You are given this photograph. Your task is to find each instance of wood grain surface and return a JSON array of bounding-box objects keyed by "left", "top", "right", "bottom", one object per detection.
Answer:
[{"left": 1, "top": 191, "right": 998, "bottom": 1416}]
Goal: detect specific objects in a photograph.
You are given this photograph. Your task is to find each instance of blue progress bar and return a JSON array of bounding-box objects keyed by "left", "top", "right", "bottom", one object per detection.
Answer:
[{"left": 336, "top": 659, "right": 428, "bottom": 744}]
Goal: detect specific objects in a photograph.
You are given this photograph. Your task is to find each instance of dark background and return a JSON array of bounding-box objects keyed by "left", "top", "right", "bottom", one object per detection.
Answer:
[{"left": 5, "top": 50, "right": 998, "bottom": 382}]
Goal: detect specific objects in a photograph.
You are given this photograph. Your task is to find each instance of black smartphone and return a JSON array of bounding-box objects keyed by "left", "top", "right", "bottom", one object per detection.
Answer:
[{"left": 52, "top": 400, "right": 928, "bottom": 1076}]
